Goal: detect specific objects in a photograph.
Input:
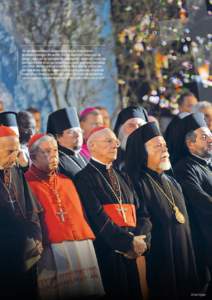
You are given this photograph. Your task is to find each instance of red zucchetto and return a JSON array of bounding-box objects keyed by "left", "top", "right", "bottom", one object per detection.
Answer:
[
  {"left": 0, "top": 125, "right": 17, "bottom": 137},
  {"left": 87, "top": 126, "right": 107, "bottom": 140},
  {"left": 28, "top": 133, "right": 45, "bottom": 149}
]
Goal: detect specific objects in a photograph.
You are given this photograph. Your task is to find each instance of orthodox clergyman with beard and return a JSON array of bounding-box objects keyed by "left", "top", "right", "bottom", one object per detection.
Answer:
[
  {"left": 113, "top": 106, "right": 148, "bottom": 174},
  {"left": 126, "top": 122, "right": 200, "bottom": 300},
  {"left": 47, "top": 107, "right": 87, "bottom": 180},
  {"left": 173, "top": 112, "right": 212, "bottom": 297}
]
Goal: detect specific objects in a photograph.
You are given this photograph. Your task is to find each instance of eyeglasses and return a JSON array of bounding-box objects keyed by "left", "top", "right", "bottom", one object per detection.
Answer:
[{"left": 199, "top": 133, "right": 212, "bottom": 141}]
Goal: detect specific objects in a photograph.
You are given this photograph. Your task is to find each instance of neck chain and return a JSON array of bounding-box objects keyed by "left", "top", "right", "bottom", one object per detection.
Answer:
[
  {"left": 59, "top": 150, "right": 87, "bottom": 168},
  {"left": 89, "top": 162, "right": 128, "bottom": 222},
  {"left": 146, "top": 173, "right": 185, "bottom": 224},
  {"left": 31, "top": 169, "right": 67, "bottom": 222}
]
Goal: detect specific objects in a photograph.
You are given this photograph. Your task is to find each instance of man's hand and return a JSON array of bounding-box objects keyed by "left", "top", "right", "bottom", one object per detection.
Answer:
[
  {"left": 132, "top": 235, "right": 147, "bottom": 256},
  {"left": 34, "top": 240, "right": 43, "bottom": 255},
  {"left": 17, "top": 150, "right": 29, "bottom": 167},
  {"left": 124, "top": 249, "right": 138, "bottom": 259}
]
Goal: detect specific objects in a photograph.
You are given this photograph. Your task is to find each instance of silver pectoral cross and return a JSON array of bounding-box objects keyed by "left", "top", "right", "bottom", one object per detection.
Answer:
[
  {"left": 56, "top": 208, "right": 67, "bottom": 222},
  {"left": 117, "top": 205, "right": 128, "bottom": 223},
  {"left": 8, "top": 198, "right": 16, "bottom": 211}
]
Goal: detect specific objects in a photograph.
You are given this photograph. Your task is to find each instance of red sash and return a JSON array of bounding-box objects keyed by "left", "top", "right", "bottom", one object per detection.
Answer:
[{"left": 103, "top": 203, "right": 136, "bottom": 227}]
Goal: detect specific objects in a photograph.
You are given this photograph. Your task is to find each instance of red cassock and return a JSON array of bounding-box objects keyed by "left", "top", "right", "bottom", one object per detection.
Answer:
[{"left": 25, "top": 165, "right": 95, "bottom": 243}]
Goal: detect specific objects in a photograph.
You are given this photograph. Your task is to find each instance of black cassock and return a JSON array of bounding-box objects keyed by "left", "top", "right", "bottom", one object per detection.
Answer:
[
  {"left": 74, "top": 159, "right": 152, "bottom": 300},
  {"left": 131, "top": 168, "right": 200, "bottom": 300},
  {"left": 174, "top": 154, "right": 212, "bottom": 287},
  {"left": 58, "top": 144, "right": 87, "bottom": 180},
  {"left": 0, "top": 166, "right": 42, "bottom": 299}
]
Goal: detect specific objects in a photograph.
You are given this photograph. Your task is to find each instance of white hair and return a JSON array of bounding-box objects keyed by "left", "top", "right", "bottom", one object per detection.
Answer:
[
  {"left": 192, "top": 101, "right": 212, "bottom": 113},
  {"left": 87, "top": 128, "right": 110, "bottom": 152},
  {"left": 118, "top": 126, "right": 128, "bottom": 150}
]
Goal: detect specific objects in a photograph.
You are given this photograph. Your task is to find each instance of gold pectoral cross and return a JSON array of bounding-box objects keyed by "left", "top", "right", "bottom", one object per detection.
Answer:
[
  {"left": 117, "top": 205, "right": 128, "bottom": 223},
  {"left": 56, "top": 208, "right": 67, "bottom": 223}
]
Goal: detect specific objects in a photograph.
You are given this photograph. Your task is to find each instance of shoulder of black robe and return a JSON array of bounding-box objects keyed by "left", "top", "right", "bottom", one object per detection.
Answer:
[
  {"left": 0, "top": 175, "right": 27, "bottom": 290},
  {"left": 132, "top": 169, "right": 187, "bottom": 212},
  {"left": 0, "top": 193, "right": 27, "bottom": 267},
  {"left": 174, "top": 155, "right": 212, "bottom": 207},
  {"left": 74, "top": 161, "right": 152, "bottom": 253},
  {"left": 12, "top": 166, "right": 43, "bottom": 241},
  {"left": 174, "top": 154, "right": 212, "bottom": 271},
  {"left": 58, "top": 145, "right": 87, "bottom": 180}
]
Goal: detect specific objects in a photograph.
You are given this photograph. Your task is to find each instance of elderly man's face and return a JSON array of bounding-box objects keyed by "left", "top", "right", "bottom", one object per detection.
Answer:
[
  {"left": 90, "top": 129, "right": 120, "bottom": 164},
  {"left": 34, "top": 139, "right": 59, "bottom": 173},
  {"left": 0, "top": 136, "right": 20, "bottom": 169},
  {"left": 122, "top": 118, "right": 146, "bottom": 137},
  {"left": 188, "top": 127, "right": 212, "bottom": 159},
  {"left": 146, "top": 136, "right": 171, "bottom": 173},
  {"left": 80, "top": 112, "right": 104, "bottom": 140},
  {"left": 180, "top": 95, "right": 198, "bottom": 113},
  {"left": 57, "top": 127, "right": 83, "bottom": 151},
  {"left": 119, "top": 117, "right": 146, "bottom": 150},
  {"left": 201, "top": 107, "right": 212, "bottom": 131}
]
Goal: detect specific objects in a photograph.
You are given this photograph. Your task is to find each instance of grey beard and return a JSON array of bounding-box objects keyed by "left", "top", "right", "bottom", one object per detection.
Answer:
[
  {"left": 159, "top": 160, "right": 171, "bottom": 171},
  {"left": 120, "top": 135, "right": 128, "bottom": 151}
]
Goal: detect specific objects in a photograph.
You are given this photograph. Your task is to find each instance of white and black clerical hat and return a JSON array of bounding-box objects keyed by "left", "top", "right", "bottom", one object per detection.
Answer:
[
  {"left": 113, "top": 106, "right": 148, "bottom": 136},
  {"left": 126, "top": 122, "right": 161, "bottom": 179},
  {"left": 0, "top": 111, "right": 19, "bottom": 135},
  {"left": 47, "top": 107, "right": 80, "bottom": 135}
]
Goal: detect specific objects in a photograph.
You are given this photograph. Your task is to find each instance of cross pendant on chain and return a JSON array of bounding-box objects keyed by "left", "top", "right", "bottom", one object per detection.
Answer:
[
  {"left": 8, "top": 198, "right": 16, "bottom": 210},
  {"left": 56, "top": 208, "right": 67, "bottom": 222},
  {"left": 117, "top": 205, "right": 128, "bottom": 223}
]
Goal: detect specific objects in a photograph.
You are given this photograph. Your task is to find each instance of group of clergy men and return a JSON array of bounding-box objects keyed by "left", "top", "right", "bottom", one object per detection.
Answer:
[{"left": 0, "top": 104, "right": 211, "bottom": 300}]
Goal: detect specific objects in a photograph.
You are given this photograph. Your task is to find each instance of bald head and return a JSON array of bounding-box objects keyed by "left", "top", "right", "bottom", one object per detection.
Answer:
[{"left": 87, "top": 128, "right": 120, "bottom": 164}]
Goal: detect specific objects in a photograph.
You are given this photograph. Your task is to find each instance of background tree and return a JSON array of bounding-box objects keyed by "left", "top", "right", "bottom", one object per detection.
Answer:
[
  {"left": 111, "top": 0, "right": 212, "bottom": 116},
  {"left": 0, "top": 0, "right": 109, "bottom": 110}
]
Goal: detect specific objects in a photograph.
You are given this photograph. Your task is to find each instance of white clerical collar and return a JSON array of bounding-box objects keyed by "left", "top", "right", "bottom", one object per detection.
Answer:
[
  {"left": 74, "top": 149, "right": 81, "bottom": 155},
  {"left": 91, "top": 157, "right": 112, "bottom": 169}
]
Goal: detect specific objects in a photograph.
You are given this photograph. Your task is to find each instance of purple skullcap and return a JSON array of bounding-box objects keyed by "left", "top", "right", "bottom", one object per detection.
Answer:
[{"left": 79, "top": 107, "right": 97, "bottom": 118}]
